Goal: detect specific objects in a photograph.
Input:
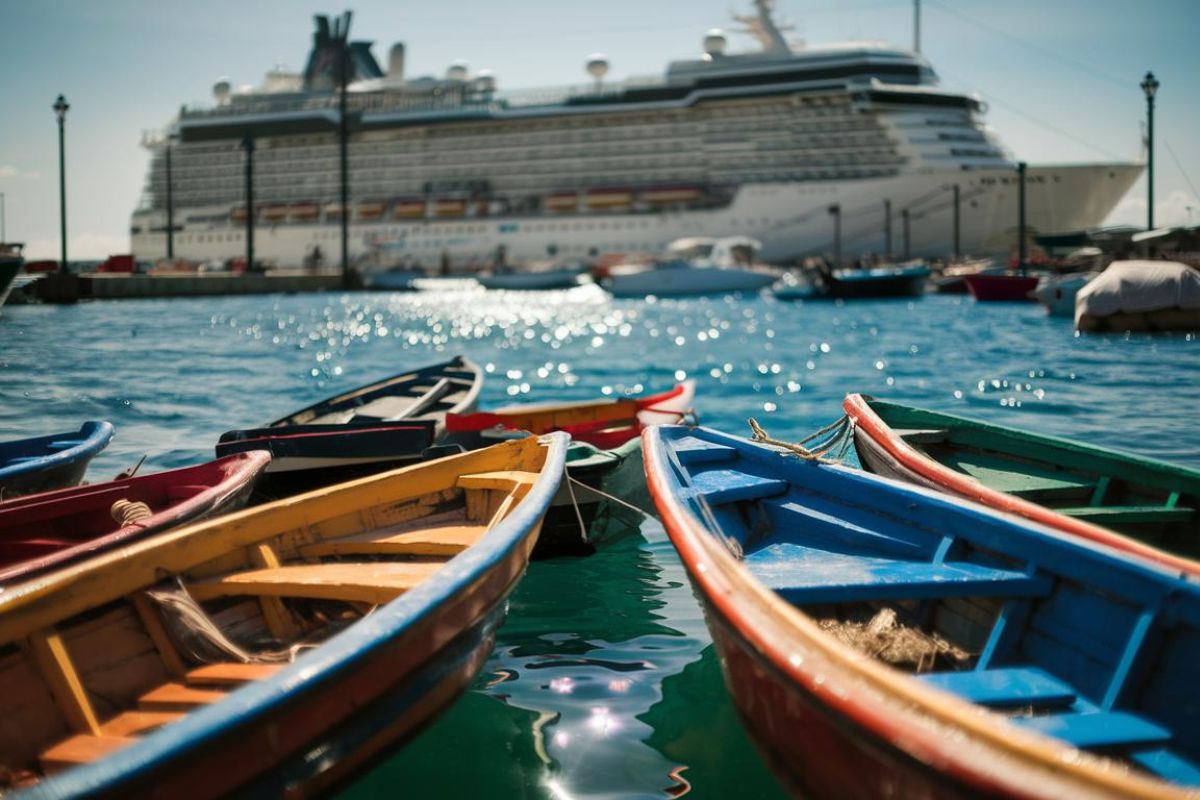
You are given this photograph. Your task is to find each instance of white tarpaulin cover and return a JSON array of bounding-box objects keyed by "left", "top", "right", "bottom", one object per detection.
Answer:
[{"left": 1075, "top": 260, "right": 1200, "bottom": 325}]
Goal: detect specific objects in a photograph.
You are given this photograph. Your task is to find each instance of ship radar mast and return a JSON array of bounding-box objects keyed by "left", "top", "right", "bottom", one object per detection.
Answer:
[{"left": 733, "top": 0, "right": 795, "bottom": 54}]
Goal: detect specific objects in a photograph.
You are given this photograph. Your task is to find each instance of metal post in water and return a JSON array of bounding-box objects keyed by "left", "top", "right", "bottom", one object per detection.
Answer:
[
  {"left": 1017, "top": 161, "right": 1027, "bottom": 269},
  {"left": 53, "top": 94, "right": 69, "bottom": 272},
  {"left": 829, "top": 203, "right": 841, "bottom": 267},
  {"left": 242, "top": 135, "right": 255, "bottom": 272},
  {"left": 338, "top": 23, "right": 351, "bottom": 287},
  {"left": 884, "top": 199, "right": 892, "bottom": 260},
  {"left": 952, "top": 184, "right": 961, "bottom": 260},
  {"left": 1140, "top": 72, "right": 1159, "bottom": 230},
  {"left": 165, "top": 138, "right": 175, "bottom": 260},
  {"left": 902, "top": 208, "right": 911, "bottom": 260}
]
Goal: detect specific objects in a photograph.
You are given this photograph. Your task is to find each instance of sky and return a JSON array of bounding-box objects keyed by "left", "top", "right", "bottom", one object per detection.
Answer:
[{"left": 1, "top": 0, "right": 1198, "bottom": 259}]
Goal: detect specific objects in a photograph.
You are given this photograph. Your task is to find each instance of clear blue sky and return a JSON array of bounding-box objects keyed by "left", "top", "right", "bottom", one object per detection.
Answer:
[{"left": 2, "top": 0, "right": 1198, "bottom": 259}]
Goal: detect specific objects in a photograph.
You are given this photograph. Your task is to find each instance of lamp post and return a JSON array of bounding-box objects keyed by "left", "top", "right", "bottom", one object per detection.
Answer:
[
  {"left": 1016, "top": 161, "right": 1027, "bottom": 269},
  {"left": 337, "top": 21, "right": 351, "bottom": 287},
  {"left": 165, "top": 135, "right": 177, "bottom": 260},
  {"left": 902, "top": 208, "right": 911, "bottom": 260},
  {"left": 829, "top": 203, "right": 841, "bottom": 267},
  {"left": 883, "top": 199, "right": 892, "bottom": 260},
  {"left": 241, "top": 135, "right": 255, "bottom": 272},
  {"left": 53, "top": 94, "right": 69, "bottom": 272},
  {"left": 952, "top": 184, "right": 961, "bottom": 260},
  {"left": 1140, "top": 71, "right": 1159, "bottom": 231},
  {"left": 1, "top": 193, "right": 5, "bottom": 244}
]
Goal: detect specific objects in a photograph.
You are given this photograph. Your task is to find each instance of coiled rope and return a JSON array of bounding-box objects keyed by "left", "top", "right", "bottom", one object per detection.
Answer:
[{"left": 111, "top": 499, "right": 153, "bottom": 526}]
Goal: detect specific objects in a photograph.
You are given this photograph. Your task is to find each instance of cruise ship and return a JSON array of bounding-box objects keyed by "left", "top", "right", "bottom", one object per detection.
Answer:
[{"left": 130, "top": 1, "right": 1142, "bottom": 269}]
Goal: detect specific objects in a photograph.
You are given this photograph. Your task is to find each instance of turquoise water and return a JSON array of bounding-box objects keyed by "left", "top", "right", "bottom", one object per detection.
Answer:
[{"left": 1, "top": 284, "right": 1196, "bottom": 797}]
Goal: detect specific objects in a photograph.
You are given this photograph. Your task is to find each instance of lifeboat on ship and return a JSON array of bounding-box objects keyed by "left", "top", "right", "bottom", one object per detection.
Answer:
[
  {"left": 261, "top": 204, "right": 289, "bottom": 224},
  {"left": 585, "top": 188, "right": 634, "bottom": 213},
  {"left": 356, "top": 200, "right": 386, "bottom": 222},
  {"left": 231, "top": 205, "right": 249, "bottom": 223},
  {"left": 433, "top": 197, "right": 467, "bottom": 218},
  {"left": 544, "top": 191, "right": 580, "bottom": 214},
  {"left": 393, "top": 198, "right": 426, "bottom": 219},
  {"left": 288, "top": 202, "right": 320, "bottom": 223},
  {"left": 640, "top": 184, "right": 705, "bottom": 207},
  {"left": 324, "top": 202, "right": 346, "bottom": 221}
]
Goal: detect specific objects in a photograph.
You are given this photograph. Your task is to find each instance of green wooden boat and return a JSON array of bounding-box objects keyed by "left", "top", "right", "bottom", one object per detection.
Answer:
[{"left": 845, "top": 394, "right": 1200, "bottom": 571}]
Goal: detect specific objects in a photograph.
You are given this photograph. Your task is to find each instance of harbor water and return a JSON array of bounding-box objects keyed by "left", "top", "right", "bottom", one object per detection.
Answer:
[{"left": 2, "top": 284, "right": 1196, "bottom": 798}]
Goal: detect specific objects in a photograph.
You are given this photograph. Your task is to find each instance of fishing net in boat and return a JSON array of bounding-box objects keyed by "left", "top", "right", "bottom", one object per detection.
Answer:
[{"left": 819, "top": 607, "right": 971, "bottom": 673}]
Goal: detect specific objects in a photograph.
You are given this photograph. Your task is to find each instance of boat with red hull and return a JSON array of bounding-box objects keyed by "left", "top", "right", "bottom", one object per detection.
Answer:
[
  {"left": 0, "top": 451, "right": 270, "bottom": 584},
  {"left": 644, "top": 424, "right": 1199, "bottom": 799},
  {"left": 963, "top": 272, "right": 1040, "bottom": 301}
]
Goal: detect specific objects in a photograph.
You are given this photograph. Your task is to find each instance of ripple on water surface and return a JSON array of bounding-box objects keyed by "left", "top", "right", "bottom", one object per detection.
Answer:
[{"left": 1, "top": 287, "right": 1196, "bottom": 796}]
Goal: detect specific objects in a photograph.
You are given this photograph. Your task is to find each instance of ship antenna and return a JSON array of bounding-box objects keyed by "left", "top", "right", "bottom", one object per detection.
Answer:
[{"left": 733, "top": 0, "right": 793, "bottom": 54}]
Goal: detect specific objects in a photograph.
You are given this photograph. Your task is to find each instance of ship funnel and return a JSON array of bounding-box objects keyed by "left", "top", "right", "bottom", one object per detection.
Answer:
[
  {"left": 446, "top": 60, "right": 469, "bottom": 81},
  {"left": 388, "top": 43, "right": 406, "bottom": 81},
  {"left": 213, "top": 77, "right": 232, "bottom": 105},
  {"left": 586, "top": 53, "right": 610, "bottom": 88},
  {"left": 704, "top": 29, "right": 728, "bottom": 57},
  {"left": 475, "top": 69, "right": 497, "bottom": 93}
]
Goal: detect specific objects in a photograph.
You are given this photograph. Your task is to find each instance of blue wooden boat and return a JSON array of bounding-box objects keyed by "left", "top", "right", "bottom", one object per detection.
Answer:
[
  {"left": 644, "top": 424, "right": 1200, "bottom": 799},
  {"left": 0, "top": 422, "right": 114, "bottom": 498},
  {"left": 776, "top": 263, "right": 930, "bottom": 300},
  {"left": 0, "top": 433, "right": 567, "bottom": 796}
]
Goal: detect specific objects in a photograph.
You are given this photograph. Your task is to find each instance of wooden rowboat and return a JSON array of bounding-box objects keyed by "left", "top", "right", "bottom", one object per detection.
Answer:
[
  {"left": 0, "top": 433, "right": 567, "bottom": 796},
  {"left": 445, "top": 381, "right": 694, "bottom": 451},
  {"left": 0, "top": 422, "right": 114, "bottom": 499},
  {"left": 644, "top": 424, "right": 1200, "bottom": 798},
  {"left": 963, "top": 272, "right": 1040, "bottom": 301},
  {"left": 219, "top": 356, "right": 482, "bottom": 498},
  {"left": 845, "top": 395, "right": 1200, "bottom": 573},
  {"left": 0, "top": 452, "right": 271, "bottom": 584}
]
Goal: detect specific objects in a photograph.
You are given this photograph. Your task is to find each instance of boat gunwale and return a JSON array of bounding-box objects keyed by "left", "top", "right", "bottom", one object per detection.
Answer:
[
  {"left": 844, "top": 393, "right": 1200, "bottom": 577},
  {"left": 10, "top": 432, "right": 569, "bottom": 797},
  {"left": 642, "top": 424, "right": 1194, "bottom": 799}
]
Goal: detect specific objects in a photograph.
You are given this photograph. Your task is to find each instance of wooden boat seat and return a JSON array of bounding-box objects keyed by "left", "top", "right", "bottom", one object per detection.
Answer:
[
  {"left": 689, "top": 470, "right": 789, "bottom": 505},
  {"left": 186, "top": 663, "right": 283, "bottom": 686},
  {"left": 1132, "top": 748, "right": 1200, "bottom": 785},
  {"left": 919, "top": 667, "right": 1076, "bottom": 709},
  {"left": 894, "top": 428, "right": 950, "bottom": 444},
  {"left": 745, "top": 543, "right": 1052, "bottom": 604},
  {"left": 188, "top": 561, "right": 444, "bottom": 605},
  {"left": 300, "top": 521, "right": 487, "bottom": 558},
  {"left": 671, "top": 436, "right": 737, "bottom": 466},
  {"left": 456, "top": 471, "right": 540, "bottom": 491},
  {"left": 353, "top": 378, "right": 454, "bottom": 422},
  {"left": 1010, "top": 711, "right": 1171, "bottom": 750},
  {"left": 937, "top": 452, "right": 1096, "bottom": 497},
  {"left": 1055, "top": 505, "right": 1194, "bottom": 525},
  {"left": 41, "top": 734, "right": 137, "bottom": 772},
  {"left": 138, "top": 682, "right": 227, "bottom": 711}
]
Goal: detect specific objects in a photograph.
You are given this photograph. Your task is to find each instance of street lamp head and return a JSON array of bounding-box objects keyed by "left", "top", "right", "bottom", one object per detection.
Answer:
[
  {"left": 53, "top": 94, "right": 69, "bottom": 121},
  {"left": 1140, "top": 71, "right": 1159, "bottom": 99}
]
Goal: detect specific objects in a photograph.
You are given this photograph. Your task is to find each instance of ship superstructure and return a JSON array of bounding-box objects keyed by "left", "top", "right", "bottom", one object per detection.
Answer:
[{"left": 131, "top": 2, "right": 1141, "bottom": 268}]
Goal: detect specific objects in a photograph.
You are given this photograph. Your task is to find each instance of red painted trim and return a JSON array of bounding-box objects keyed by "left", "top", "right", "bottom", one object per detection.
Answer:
[{"left": 843, "top": 394, "right": 1200, "bottom": 577}]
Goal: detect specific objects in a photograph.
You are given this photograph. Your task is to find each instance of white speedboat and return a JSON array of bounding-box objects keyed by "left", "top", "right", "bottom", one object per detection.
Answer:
[
  {"left": 604, "top": 236, "right": 779, "bottom": 298},
  {"left": 1031, "top": 271, "right": 1099, "bottom": 317}
]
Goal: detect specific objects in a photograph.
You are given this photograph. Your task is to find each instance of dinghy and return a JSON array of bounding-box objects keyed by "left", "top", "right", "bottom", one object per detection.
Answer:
[
  {"left": 0, "top": 451, "right": 270, "bottom": 584},
  {"left": 0, "top": 433, "right": 566, "bottom": 796},
  {"left": 644, "top": 424, "right": 1200, "bottom": 798},
  {"left": 845, "top": 394, "right": 1200, "bottom": 572},
  {"left": 0, "top": 422, "right": 114, "bottom": 499},
  {"left": 219, "top": 355, "right": 482, "bottom": 498}
]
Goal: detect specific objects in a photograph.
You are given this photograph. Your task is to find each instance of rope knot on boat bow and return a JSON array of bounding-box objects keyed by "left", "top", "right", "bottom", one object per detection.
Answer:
[{"left": 748, "top": 415, "right": 855, "bottom": 464}]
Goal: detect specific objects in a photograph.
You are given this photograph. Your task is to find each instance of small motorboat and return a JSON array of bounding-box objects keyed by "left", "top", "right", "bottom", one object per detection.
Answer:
[
  {"left": 0, "top": 451, "right": 270, "bottom": 584},
  {"left": 963, "top": 271, "right": 1041, "bottom": 301},
  {"left": 0, "top": 434, "right": 567, "bottom": 796},
  {"left": 362, "top": 267, "right": 423, "bottom": 291},
  {"left": 444, "top": 381, "right": 695, "bottom": 451},
  {"left": 604, "top": 237, "right": 779, "bottom": 298},
  {"left": 776, "top": 263, "right": 930, "bottom": 300},
  {"left": 933, "top": 258, "right": 1001, "bottom": 294},
  {"left": 222, "top": 356, "right": 482, "bottom": 498},
  {"left": 0, "top": 422, "right": 115, "bottom": 499},
  {"left": 1075, "top": 260, "right": 1200, "bottom": 333},
  {"left": 476, "top": 267, "right": 584, "bottom": 291},
  {"left": 1031, "top": 271, "right": 1099, "bottom": 317},
  {"left": 644, "top": 424, "right": 1200, "bottom": 798},
  {"left": 844, "top": 394, "right": 1200, "bottom": 572},
  {"left": 0, "top": 242, "right": 23, "bottom": 310}
]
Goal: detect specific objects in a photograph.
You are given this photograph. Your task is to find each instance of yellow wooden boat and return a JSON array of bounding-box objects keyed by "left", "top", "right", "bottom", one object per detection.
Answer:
[{"left": 0, "top": 433, "right": 568, "bottom": 797}]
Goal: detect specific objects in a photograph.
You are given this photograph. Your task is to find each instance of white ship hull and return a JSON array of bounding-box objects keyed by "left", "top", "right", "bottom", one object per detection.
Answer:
[{"left": 132, "top": 163, "right": 1141, "bottom": 270}]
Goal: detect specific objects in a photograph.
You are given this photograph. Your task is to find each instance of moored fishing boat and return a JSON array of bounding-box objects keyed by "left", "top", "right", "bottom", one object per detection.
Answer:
[
  {"left": 1031, "top": 270, "right": 1098, "bottom": 316},
  {"left": 963, "top": 271, "right": 1041, "bottom": 301},
  {"left": 221, "top": 356, "right": 482, "bottom": 498},
  {"left": 0, "top": 434, "right": 567, "bottom": 796},
  {"left": 0, "top": 451, "right": 270, "bottom": 584},
  {"left": 476, "top": 267, "right": 584, "bottom": 291},
  {"left": 776, "top": 263, "right": 930, "bottom": 300},
  {"left": 0, "top": 422, "right": 115, "bottom": 499},
  {"left": 644, "top": 424, "right": 1200, "bottom": 798},
  {"left": 844, "top": 394, "right": 1200, "bottom": 572}
]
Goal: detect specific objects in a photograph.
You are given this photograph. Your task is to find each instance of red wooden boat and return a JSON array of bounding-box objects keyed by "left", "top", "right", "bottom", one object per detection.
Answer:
[
  {"left": 0, "top": 451, "right": 270, "bottom": 583},
  {"left": 963, "top": 272, "right": 1040, "bottom": 301},
  {"left": 444, "top": 381, "right": 695, "bottom": 450}
]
